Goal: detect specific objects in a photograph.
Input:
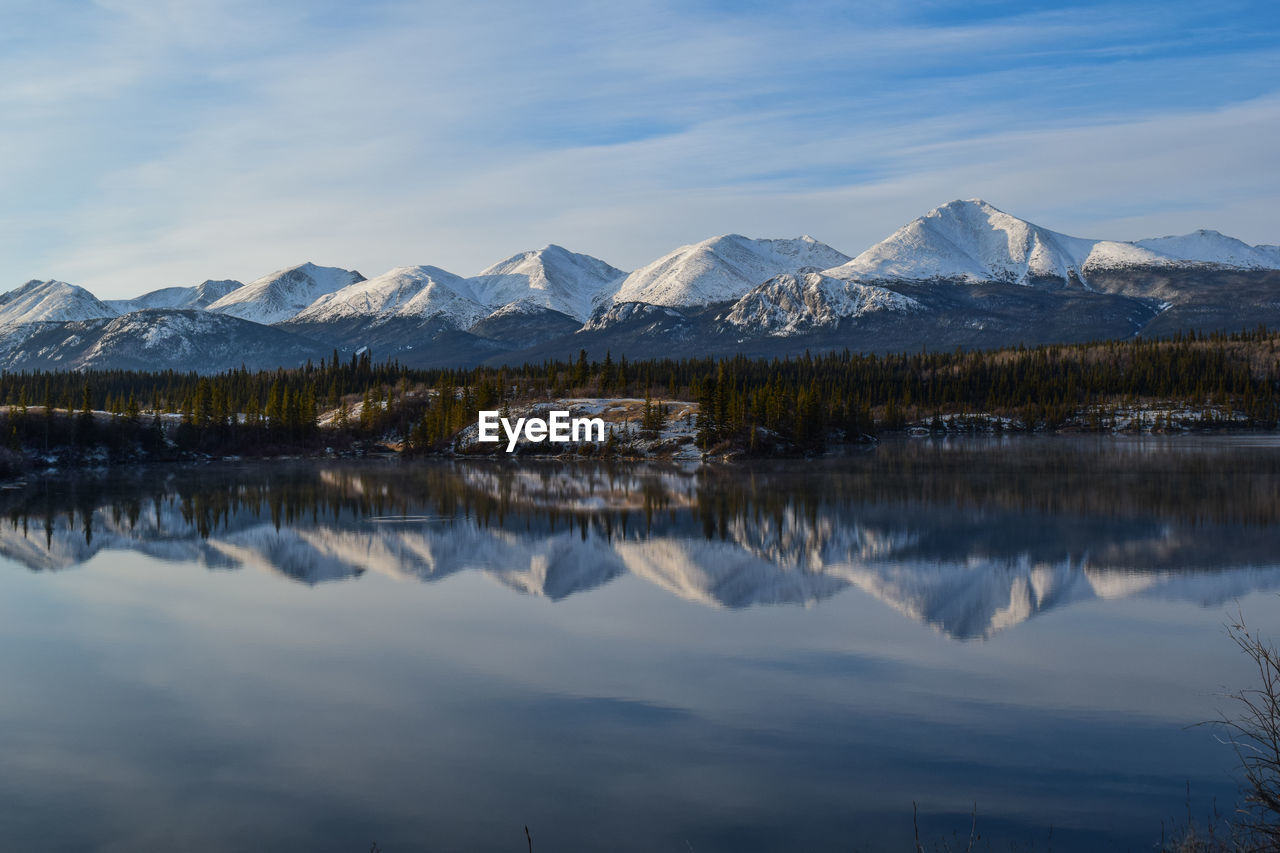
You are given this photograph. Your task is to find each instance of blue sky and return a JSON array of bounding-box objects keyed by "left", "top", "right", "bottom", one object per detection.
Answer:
[{"left": 2, "top": 0, "right": 1278, "bottom": 297}]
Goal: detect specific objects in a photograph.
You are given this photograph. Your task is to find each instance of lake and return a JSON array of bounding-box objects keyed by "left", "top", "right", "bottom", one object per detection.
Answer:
[{"left": 1, "top": 436, "right": 1279, "bottom": 851}]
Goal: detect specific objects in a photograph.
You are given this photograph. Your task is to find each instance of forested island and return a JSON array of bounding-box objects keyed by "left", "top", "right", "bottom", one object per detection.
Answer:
[{"left": 0, "top": 326, "right": 1277, "bottom": 472}]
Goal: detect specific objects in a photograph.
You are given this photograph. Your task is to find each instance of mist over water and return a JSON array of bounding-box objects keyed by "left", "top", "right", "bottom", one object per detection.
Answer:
[{"left": 1, "top": 436, "right": 1279, "bottom": 850}]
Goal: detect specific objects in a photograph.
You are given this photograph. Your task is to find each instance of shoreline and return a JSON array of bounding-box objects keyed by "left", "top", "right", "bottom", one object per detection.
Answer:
[{"left": 5, "top": 423, "right": 1280, "bottom": 484}]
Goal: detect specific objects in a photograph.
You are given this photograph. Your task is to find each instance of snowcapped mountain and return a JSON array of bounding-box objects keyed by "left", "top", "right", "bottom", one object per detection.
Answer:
[
  {"left": 108, "top": 279, "right": 243, "bottom": 313},
  {"left": 824, "top": 200, "right": 1166, "bottom": 286},
  {"left": 824, "top": 200, "right": 1280, "bottom": 288},
  {"left": 207, "top": 262, "right": 364, "bottom": 324},
  {"left": 611, "top": 235, "right": 851, "bottom": 308},
  {"left": 0, "top": 279, "right": 120, "bottom": 326},
  {"left": 0, "top": 309, "right": 329, "bottom": 372},
  {"left": 6, "top": 200, "right": 1277, "bottom": 370},
  {"left": 1135, "top": 230, "right": 1280, "bottom": 269},
  {"left": 465, "top": 245, "right": 625, "bottom": 322},
  {"left": 724, "top": 272, "right": 922, "bottom": 336},
  {"left": 290, "top": 265, "right": 488, "bottom": 329}
]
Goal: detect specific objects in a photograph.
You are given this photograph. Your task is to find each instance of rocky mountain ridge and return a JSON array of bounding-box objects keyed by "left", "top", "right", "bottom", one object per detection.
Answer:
[{"left": 4, "top": 200, "right": 1277, "bottom": 371}]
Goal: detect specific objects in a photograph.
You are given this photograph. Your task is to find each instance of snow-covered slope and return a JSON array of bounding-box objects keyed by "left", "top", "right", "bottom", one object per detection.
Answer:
[
  {"left": 466, "top": 245, "right": 625, "bottom": 322},
  {"left": 5, "top": 203, "right": 1275, "bottom": 369},
  {"left": 825, "top": 200, "right": 1169, "bottom": 286},
  {"left": 582, "top": 301, "right": 687, "bottom": 332},
  {"left": 108, "top": 279, "right": 243, "bottom": 313},
  {"left": 207, "top": 262, "right": 364, "bottom": 324},
  {"left": 1135, "top": 230, "right": 1280, "bottom": 269},
  {"left": 825, "top": 200, "right": 1280, "bottom": 287},
  {"left": 291, "top": 265, "right": 488, "bottom": 329},
  {"left": 0, "top": 279, "right": 120, "bottom": 325},
  {"left": 724, "top": 272, "right": 922, "bottom": 336},
  {"left": 82, "top": 310, "right": 300, "bottom": 368},
  {"left": 0, "top": 310, "right": 330, "bottom": 373},
  {"left": 611, "top": 235, "right": 851, "bottom": 308},
  {"left": 478, "top": 299, "right": 558, "bottom": 321}
]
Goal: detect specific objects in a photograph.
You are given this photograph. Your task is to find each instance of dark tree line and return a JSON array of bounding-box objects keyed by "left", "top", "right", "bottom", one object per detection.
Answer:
[{"left": 0, "top": 326, "right": 1277, "bottom": 463}]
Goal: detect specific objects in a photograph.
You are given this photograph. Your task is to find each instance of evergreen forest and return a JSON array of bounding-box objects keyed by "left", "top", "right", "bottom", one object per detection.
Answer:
[{"left": 0, "top": 327, "right": 1275, "bottom": 471}]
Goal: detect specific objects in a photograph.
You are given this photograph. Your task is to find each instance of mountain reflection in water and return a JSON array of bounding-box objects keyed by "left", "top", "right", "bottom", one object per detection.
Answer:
[{"left": 4, "top": 435, "right": 1279, "bottom": 640}]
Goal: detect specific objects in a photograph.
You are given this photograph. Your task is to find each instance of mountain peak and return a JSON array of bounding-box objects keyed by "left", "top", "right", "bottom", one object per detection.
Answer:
[
  {"left": 289, "top": 264, "right": 486, "bottom": 330},
  {"left": 207, "top": 263, "right": 365, "bottom": 325},
  {"left": 110, "top": 278, "right": 245, "bottom": 314},
  {"left": 9, "top": 278, "right": 75, "bottom": 300},
  {"left": 611, "top": 234, "right": 851, "bottom": 308},
  {"left": 931, "top": 198, "right": 1002, "bottom": 214},
  {"left": 828, "top": 200, "right": 1147, "bottom": 285},
  {"left": 696, "top": 234, "right": 752, "bottom": 250},
  {"left": 470, "top": 246, "right": 625, "bottom": 322},
  {"left": 0, "top": 278, "right": 119, "bottom": 325},
  {"left": 1135, "top": 229, "right": 1279, "bottom": 268}
]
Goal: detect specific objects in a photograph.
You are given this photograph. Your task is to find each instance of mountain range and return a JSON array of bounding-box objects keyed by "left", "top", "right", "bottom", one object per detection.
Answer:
[{"left": 4, "top": 199, "right": 1278, "bottom": 372}]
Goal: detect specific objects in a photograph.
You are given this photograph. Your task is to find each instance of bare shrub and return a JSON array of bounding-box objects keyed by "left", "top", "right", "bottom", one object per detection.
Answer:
[{"left": 1213, "top": 616, "right": 1280, "bottom": 851}]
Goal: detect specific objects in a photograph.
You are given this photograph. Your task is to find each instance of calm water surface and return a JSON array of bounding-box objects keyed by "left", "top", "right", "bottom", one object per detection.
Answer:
[{"left": 2, "top": 436, "right": 1280, "bottom": 851}]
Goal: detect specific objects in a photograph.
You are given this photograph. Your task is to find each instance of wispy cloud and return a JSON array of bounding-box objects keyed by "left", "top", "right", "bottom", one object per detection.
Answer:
[{"left": 1, "top": 0, "right": 1277, "bottom": 295}]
